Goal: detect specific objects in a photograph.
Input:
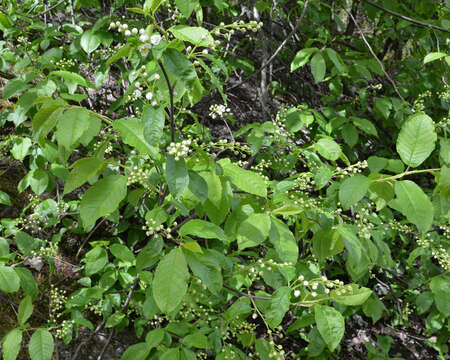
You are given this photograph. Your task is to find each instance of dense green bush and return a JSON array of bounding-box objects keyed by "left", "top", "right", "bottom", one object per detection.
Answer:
[{"left": 0, "top": 0, "right": 449, "bottom": 359}]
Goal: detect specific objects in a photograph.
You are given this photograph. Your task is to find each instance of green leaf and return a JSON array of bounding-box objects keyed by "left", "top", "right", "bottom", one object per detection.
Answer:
[
  {"left": 28, "top": 329, "right": 54, "bottom": 360},
  {"left": 0, "top": 190, "right": 12, "bottom": 205},
  {"left": 0, "top": 265, "right": 20, "bottom": 293},
  {"left": 166, "top": 155, "right": 189, "bottom": 198},
  {"left": 218, "top": 158, "right": 267, "bottom": 197},
  {"left": 153, "top": 248, "right": 189, "bottom": 313},
  {"left": 11, "top": 137, "right": 32, "bottom": 161},
  {"left": 237, "top": 213, "right": 271, "bottom": 250},
  {"left": 183, "top": 333, "right": 210, "bottom": 349},
  {"left": 120, "top": 343, "right": 151, "bottom": 360},
  {"left": 265, "top": 287, "right": 291, "bottom": 328},
  {"left": 142, "top": 105, "right": 165, "bottom": 148},
  {"left": 310, "top": 52, "right": 326, "bottom": 83},
  {"left": 415, "top": 292, "right": 433, "bottom": 315},
  {"left": 362, "top": 296, "right": 386, "bottom": 323},
  {"left": 351, "top": 117, "right": 378, "bottom": 137},
  {"left": 105, "top": 312, "right": 126, "bottom": 328},
  {"left": 113, "top": 117, "right": 157, "bottom": 156},
  {"left": 81, "top": 29, "right": 101, "bottom": 54},
  {"left": 18, "top": 295, "right": 33, "bottom": 325},
  {"left": 110, "top": 244, "right": 135, "bottom": 263},
  {"left": 15, "top": 268, "right": 38, "bottom": 300},
  {"left": 64, "top": 157, "right": 105, "bottom": 195},
  {"left": 396, "top": 113, "right": 437, "bottom": 168},
  {"left": 339, "top": 174, "right": 372, "bottom": 210},
  {"left": 49, "top": 71, "right": 91, "bottom": 89},
  {"left": 187, "top": 170, "right": 208, "bottom": 203},
  {"left": 331, "top": 285, "right": 371, "bottom": 306},
  {"left": 80, "top": 175, "right": 127, "bottom": 229},
  {"left": 29, "top": 169, "right": 49, "bottom": 195},
  {"left": 314, "top": 305, "right": 345, "bottom": 352},
  {"left": 268, "top": 217, "right": 298, "bottom": 264},
  {"left": 55, "top": 107, "right": 90, "bottom": 150},
  {"left": 430, "top": 276, "right": 450, "bottom": 316},
  {"left": 32, "top": 102, "right": 65, "bottom": 143},
  {"left": 145, "top": 328, "right": 165, "bottom": 348},
  {"left": 2, "top": 328, "right": 22, "bottom": 360},
  {"left": 174, "top": 0, "right": 198, "bottom": 18},
  {"left": 312, "top": 229, "right": 344, "bottom": 262},
  {"left": 291, "top": 48, "right": 318, "bottom": 72},
  {"left": 326, "top": 48, "right": 346, "bottom": 73},
  {"left": 84, "top": 246, "right": 108, "bottom": 276},
  {"left": 2, "top": 78, "right": 29, "bottom": 99},
  {"left": 223, "top": 297, "right": 252, "bottom": 321},
  {"left": 424, "top": 52, "right": 447, "bottom": 64},
  {"left": 337, "top": 225, "right": 362, "bottom": 264},
  {"left": 314, "top": 137, "right": 341, "bottom": 161},
  {"left": 160, "top": 348, "right": 180, "bottom": 360},
  {"left": 186, "top": 250, "right": 222, "bottom": 294},
  {"left": 106, "top": 44, "right": 132, "bottom": 66},
  {"left": 169, "top": 25, "right": 213, "bottom": 46},
  {"left": 374, "top": 98, "right": 391, "bottom": 119},
  {"left": 179, "top": 219, "right": 229, "bottom": 243},
  {"left": 388, "top": 180, "right": 433, "bottom": 233}
]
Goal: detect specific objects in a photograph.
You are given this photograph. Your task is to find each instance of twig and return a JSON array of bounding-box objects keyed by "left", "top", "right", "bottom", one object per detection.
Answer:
[
  {"left": 75, "top": 217, "right": 107, "bottom": 261},
  {"left": 227, "top": 0, "right": 311, "bottom": 92},
  {"left": 72, "top": 276, "right": 140, "bottom": 360},
  {"left": 96, "top": 330, "right": 114, "bottom": 360},
  {"left": 362, "top": 0, "right": 450, "bottom": 34},
  {"left": 223, "top": 284, "right": 271, "bottom": 301},
  {"left": 31, "top": 0, "right": 65, "bottom": 18},
  {"left": 158, "top": 61, "right": 175, "bottom": 142},
  {"left": 344, "top": 9, "right": 405, "bottom": 101}
]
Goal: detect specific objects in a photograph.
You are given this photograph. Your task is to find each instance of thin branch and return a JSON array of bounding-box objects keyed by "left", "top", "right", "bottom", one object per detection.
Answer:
[
  {"left": 227, "top": 0, "right": 311, "bottom": 91},
  {"left": 344, "top": 9, "right": 405, "bottom": 101},
  {"left": 158, "top": 61, "right": 175, "bottom": 142},
  {"left": 363, "top": 0, "right": 450, "bottom": 34},
  {"left": 31, "top": 0, "right": 65, "bottom": 18},
  {"left": 223, "top": 284, "right": 271, "bottom": 301},
  {"left": 72, "top": 276, "right": 140, "bottom": 360}
]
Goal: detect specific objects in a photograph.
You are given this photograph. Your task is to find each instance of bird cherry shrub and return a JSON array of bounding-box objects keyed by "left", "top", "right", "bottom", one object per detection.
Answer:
[{"left": 0, "top": 0, "right": 449, "bottom": 359}]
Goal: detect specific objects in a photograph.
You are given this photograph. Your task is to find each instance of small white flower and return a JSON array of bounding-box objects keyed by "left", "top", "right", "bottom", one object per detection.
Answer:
[
  {"left": 134, "top": 89, "right": 142, "bottom": 97},
  {"left": 312, "top": 283, "right": 318, "bottom": 290},
  {"left": 139, "top": 28, "right": 145, "bottom": 35},
  {"left": 311, "top": 292, "right": 317, "bottom": 297},
  {"left": 139, "top": 43, "right": 151, "bottom": 57},
  {"left": 303, "top": 280, "right": 309, "bottom": 286},
  {"left": 139, "top": 33, "right": 149, "bottom": 42},
  {"left": 150, "top": 33, "right": 162, "bottom": 46},
  {"left": 202, "top": 49, "right": 208, "bottom": 54},
  {"left": 151, "top": 100, "right": 158, "bottom": 106},
  {"left": 135, "top": 81, "right": 140, "bottom": 88},
  {"left": 109, "top": 22, "right": 116, "bottom": 29},
  {"left": 124, "top": 30, "right": 131, "bottom": 37},
  {"left": 122, "top": 23, "right": 128, "bottom": 30},
  {"left": 324, "top": 288, "right": 330, "bottom": 294},
  {"left": 294, "top": 290, "right": 301, "bottom": 297},
  {"left": 298, "top": 275, "right": 304, "bottom": 281},
  {"left": 132, "top": 28, "right": 138, "bottom": 35},
  {"left": 252, "top": 313, "right": 258, "bottom": 319},
  {"left": 154, "top": 74, "right": 160, "bottom": 81},
  {"left": 145, "top": 92, "right": 153, "bottom": 100}
]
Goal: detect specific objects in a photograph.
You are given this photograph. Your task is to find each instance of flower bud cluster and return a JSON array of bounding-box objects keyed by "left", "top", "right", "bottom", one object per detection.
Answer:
[
  {"left": 49, "top": 284, "right": 67, "bottom": 322},
  {"left": 31, "top": 241, "right": 58, "bottom": 258},
  {"left": 55, "top": 319, "right": 75, "bottom": 340},
  {"left": 167, "top": 139, "right": 192, "bottom": 160},
  {"left": 335, "top": 161, "right": 368, "bottom": 179},
  {"left": 417, "top": 233, "right": 450, "bottom": 271},
  {"left": 412, "top": 90, "right": 432, "bottom": 113},
  {"left": 239, "top": 258, "right": 294, "bottom": 282},
  {"left": 212, "top": 20, "right": 263, "bottom": 38},
  {"left": 127, "top": 166, "right": 148, "bottom": 186},
  {"left": 87, "top": 299, "right": 104, "bottom": 316},
  {"left": 55, "top": 58, "right": 76, "bottom": 70},
  {"left": 17, "top": 213, "right": 42, "bottom": 234},
  {"left": 209, "top": 104, "right": 232, "bottom": 119}
]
